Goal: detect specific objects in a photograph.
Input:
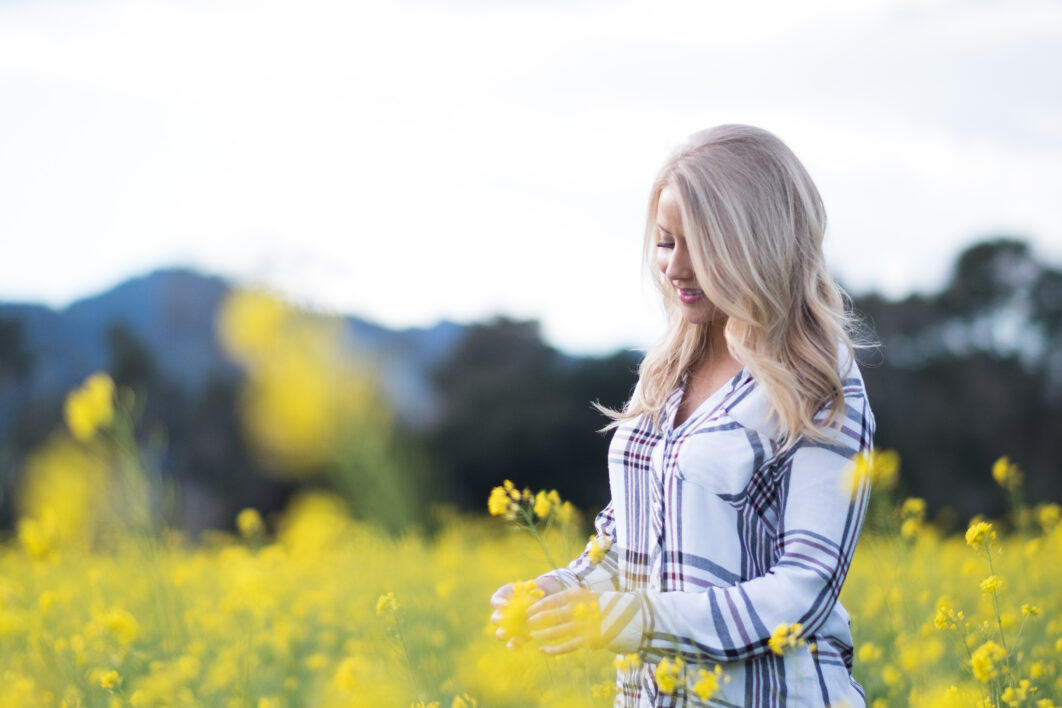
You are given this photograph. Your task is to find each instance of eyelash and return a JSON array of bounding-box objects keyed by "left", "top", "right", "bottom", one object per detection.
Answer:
[{"left": 656, "top": 241, "right": 675, "bottom": 249}]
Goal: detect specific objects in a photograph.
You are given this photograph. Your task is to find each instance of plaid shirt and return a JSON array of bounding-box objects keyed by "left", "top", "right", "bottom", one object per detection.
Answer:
[{"left": 548, "top": 360, "right": 874, "bottom": 707}]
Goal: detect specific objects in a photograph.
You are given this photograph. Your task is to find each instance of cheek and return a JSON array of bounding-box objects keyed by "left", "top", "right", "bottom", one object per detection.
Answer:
[{"left": 655, "top": 250, "right": 670, "bottom": 276}]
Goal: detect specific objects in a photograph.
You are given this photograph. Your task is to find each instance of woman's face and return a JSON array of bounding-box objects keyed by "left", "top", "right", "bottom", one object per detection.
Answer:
[{"left": 654, "top": 185, "right": 720, "bottom": 326}]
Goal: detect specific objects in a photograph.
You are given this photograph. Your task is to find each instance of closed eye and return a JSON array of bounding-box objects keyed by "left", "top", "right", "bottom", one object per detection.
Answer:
[{"left": 656, "top": 241, "right": 675, "bottom": 249}]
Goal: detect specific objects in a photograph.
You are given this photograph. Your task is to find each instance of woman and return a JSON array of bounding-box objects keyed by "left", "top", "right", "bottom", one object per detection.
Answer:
[{"left": 490, "top": 124, "right": 874, "bottom": 707}]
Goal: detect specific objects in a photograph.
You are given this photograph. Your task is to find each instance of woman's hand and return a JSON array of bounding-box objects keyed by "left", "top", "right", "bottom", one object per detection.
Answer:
[
  {"left": 527, "top": 586, "right": 602, "bottom": 655},
  {"left": 490, "top": 576, "right": 564, "bottom": 650}
]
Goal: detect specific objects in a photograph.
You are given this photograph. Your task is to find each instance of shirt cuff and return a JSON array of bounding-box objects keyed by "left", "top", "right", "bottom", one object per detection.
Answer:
[
  {"left": 598, "top": 591, "right": 645, "bottom": 654},
  {"left": 535, "top": 568, "right": 581, "bottom": 591}
]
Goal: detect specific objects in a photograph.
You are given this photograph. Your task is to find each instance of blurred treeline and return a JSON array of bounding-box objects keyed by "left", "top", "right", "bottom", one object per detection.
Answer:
[{"left": 0, "top": 236, "right": 1059, "bottom": 534}]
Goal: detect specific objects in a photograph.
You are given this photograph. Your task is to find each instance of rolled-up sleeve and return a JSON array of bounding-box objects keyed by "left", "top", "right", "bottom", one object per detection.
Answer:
[{"left": 542, "top": 502, "right": 622, "bottom": 593}]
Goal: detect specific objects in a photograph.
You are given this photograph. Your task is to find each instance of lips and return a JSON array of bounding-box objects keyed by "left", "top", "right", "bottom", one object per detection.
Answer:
[{"left": 677, "top": 288, "right": 705, "bottom": 304}]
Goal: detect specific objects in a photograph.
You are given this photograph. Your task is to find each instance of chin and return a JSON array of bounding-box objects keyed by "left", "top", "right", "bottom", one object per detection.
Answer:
[{"left": 678, "top": 305, "right": 718, "bottom": 326}]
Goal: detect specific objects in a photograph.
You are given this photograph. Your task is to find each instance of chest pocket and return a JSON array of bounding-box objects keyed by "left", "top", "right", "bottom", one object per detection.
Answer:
[{"left": 675, "top": 423, "right": 758, "bottom": 497}]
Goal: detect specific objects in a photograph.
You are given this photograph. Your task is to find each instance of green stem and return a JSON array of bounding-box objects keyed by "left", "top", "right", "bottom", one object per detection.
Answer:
[
  {"left": 520, "top": 508, "right": 559, "bottom": 570},
  {"left": 984, "top": 549, "right": 1008, "bottom": 654}
]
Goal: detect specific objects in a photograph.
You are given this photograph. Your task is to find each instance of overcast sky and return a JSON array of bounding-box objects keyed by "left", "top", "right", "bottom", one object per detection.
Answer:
[{"left": 2, "top": 0, "right": 1060, "bottom": 354}]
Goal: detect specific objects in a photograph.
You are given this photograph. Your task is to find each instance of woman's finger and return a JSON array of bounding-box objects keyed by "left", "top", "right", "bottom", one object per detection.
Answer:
[
  {"left": 527, "top": 604, "right": 572, "bottom": 631},
  {"left": 530, "top": 620, "right": 578, "bottom": 645},
  {"left": 489, "top": 584, "right": 514, "bottom": 610},
  {"left": 539, "top": 633, "right": 585, "bottom": 656},
  {"left": 527, "top": 588, "right": 574, "bottom": 616}
]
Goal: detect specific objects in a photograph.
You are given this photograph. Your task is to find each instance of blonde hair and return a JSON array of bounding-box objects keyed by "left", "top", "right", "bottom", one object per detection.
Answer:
[{"left": 604, "top": 124, "right": 859, "bottom": 449}]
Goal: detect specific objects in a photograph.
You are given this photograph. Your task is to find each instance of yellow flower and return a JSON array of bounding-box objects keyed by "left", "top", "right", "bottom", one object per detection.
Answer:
[
  {"left": 488, "top": 480, "right": 526, "bottom": 520},
  {"left": 992, "top": 456, "right": 1023, "bottom": 490},
  {"left": 555, "top": 501, "right": 576, "bottom": 525},
  {"left": 934, "top": 603, "right": 964, "bottom": 631},
  {"left": 572, "top": 598, "right": 603, "bottom": 648},
  {"left": 844, "top": 449, "right": 900, "bottom": 495},
  {"left": 1001, "top": 679, "right": 1033, "bottom": 707},
  {"left": 102, "top": 607, "right": 139, "bottom": 645},
  {"left": 980, "top": 575, "right": 1003, "bottom": 594},
  {"left": 533, "top": 490, "right": 552, "bottom": 519},
  {"left": 494, "top": 580, "right": 544, "bottom": 643},
  {"left": 966, "top": 521, "right": 996, "bottom": 549},
  {"left": 858, "top": 642, "right": 883, "bottom": 662},
  {"left": 97, "top": 669, "right": 121, "bottom": 689},
  {"left": 332, "top": 656, "right": 361, "bottom": 691},
  {"left": 451, "top": 695, "right": 477, "bottom": 708},
  {"left": 63, "top": 372, "right": 116, "bottom": 442},
  {"left": 900, "top": 517, "right": 923, "bottom": 540},
  {"left": 1022, "top": 604, "right": 1040, "bottom": 617},
  {"left": 971, "top": 640, "right": 1006, "bottom": 682},
  {"left": 532, "top": 489, "right": 561, "bottom": 520},
  {"left": 1036, "top": 503, "right": 1061, "bottom": 533},
  {"left": 376, "top": 592, "right": 398, "bottom": 616},
  {"left": 488, "top": 486, "right": 511, "bottom": 517},
  {"left": 236, "top": 508, "right": 265, "bottom": 539},
  {"left": 691, "top": 665, "right": 728, "bottom": 701},
  {"left": 901, "top": 497, "right": 926, "bottom": 518},
  {"left": 588, "top": 534, "right": 611, "bottom": 565},
  {"left": 591, "top": 681, "right": 616, "bottom": 699},
  {"left": 615, "top": 653, "right": 642, "bottom": 673},
  {"left": 654, "top": 657, "right": 684, "bottom": 694},
  {"left": 17, "top": 513, "right": 58, "bottom": 560},
  {"left": 768, "top": 622, "right": 804, "bottom": 656}
]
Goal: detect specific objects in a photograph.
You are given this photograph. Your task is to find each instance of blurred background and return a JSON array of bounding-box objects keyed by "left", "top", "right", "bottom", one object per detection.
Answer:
[{"left": 2, "top": 0, "right": 1060, "bottom": 534}]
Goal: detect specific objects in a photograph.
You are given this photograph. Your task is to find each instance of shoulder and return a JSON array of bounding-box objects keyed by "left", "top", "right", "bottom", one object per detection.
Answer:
[{"left": 726, "top": 344, "right": 874, "bottom": 450}]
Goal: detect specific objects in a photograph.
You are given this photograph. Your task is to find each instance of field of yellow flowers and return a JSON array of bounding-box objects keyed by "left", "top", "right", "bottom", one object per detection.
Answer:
[
  {"left": 4, "top": 461, "right": 1061, "bottom": 707},
  {"left": 2, "top": 291, "right": 1060, "bottom": 707}
]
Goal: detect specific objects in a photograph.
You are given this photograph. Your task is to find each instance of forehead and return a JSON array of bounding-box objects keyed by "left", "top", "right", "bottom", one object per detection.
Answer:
[{"left": 656, "top": 185, "right": 684, "bottom": 234}]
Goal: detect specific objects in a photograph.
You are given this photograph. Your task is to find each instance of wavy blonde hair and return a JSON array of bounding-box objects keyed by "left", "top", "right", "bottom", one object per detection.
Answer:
[{"left": 604, "top": 124, "right": 859, "bottom": 449}]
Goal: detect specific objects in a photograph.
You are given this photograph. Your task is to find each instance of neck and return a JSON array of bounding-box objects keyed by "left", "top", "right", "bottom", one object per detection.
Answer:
[{"left": 703, "top": 319, "right": 730, "bottom": 362}]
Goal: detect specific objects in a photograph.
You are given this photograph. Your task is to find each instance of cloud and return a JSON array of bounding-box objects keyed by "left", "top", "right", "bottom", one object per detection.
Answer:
[{"left": 1, "top": 0, "right": 1060, "bottom": 353}]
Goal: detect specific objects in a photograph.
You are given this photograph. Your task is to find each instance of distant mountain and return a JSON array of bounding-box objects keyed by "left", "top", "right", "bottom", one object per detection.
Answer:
[{"left": 0, "top": 268, "right": 466, "bottom": 434}]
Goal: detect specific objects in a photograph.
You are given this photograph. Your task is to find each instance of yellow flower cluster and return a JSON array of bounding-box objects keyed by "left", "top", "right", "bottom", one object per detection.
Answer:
[
  {"left": 487, "top": 481, "right": 572, "bottom": 525},
  {"left": 934, "top": 602, "right": 966, "bottom": 632},
  {"left": 654, "top": 656, "right": 684, "bottom": 694},
  {"left": 971, "top": 640, "right": 1006, "bottom": 682},
  {"left": 900, "top": 497, "right": 927, "bottom": 540},
  {"left": 7, "top": 399, "right": 1062, "bottom": 708},
  {"left": 966, "top": 520, "right": 997, "bottom": 550},
  {"left": 375, "top": 592, "right": 398, "bottom": 616},
  {"left": 691, "top": 665, "right": 728, "bottom": 701},
  {"left": 494, "top": 580, "right": 544, "bottom": 644},
  {"left": 217, "top": 289, "right": 387, "bottom": 477},
  {"left": 768, "top": 622, "right": 805, "bottom": 656},
  {"left": 487, "top": 480, "right": 527, "bottom": 520},
  {"left": 587, "top": 533, "right": 611, "bottom": 565},
  {"left": 992, "top": 456, "right": 1023, "bottom": 491},
  {"left": 845, "top": 449, "right": 900, "bottom": 496},
  {"left": 236, "top": 508, "right": 266, "bottom": 539},
  {"left": 63, "top": 372, "right": 116, "bottom": 442}
]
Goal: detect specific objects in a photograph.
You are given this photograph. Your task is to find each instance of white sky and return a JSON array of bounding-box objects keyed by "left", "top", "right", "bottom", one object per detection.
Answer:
[{"left": 2, "top": 0, "right": 1061, "bottom": 354}]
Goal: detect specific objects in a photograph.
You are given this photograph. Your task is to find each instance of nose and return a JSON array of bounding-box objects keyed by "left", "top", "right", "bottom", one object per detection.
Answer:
[{"left": 665, "top": 241, "right": 694, "bottom": 281}]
